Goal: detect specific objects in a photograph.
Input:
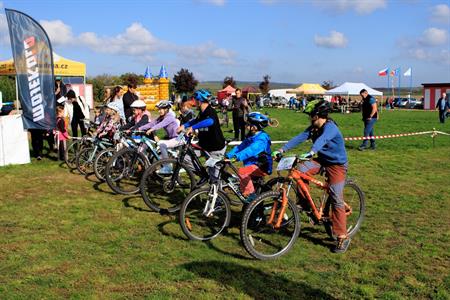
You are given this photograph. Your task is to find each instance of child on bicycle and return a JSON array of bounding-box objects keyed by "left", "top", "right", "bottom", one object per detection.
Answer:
[
  {"left": 272, "top": 100, "right": 350, "bottom": 253},
  {"left": 96, "top": 102, "right": 122, "bottom": 140},
  {"left": 121, "top": 100, "right": 151, "bottom": 133},
  {"left": 226, "top": 112, "right": 272, "bottom": 202}
]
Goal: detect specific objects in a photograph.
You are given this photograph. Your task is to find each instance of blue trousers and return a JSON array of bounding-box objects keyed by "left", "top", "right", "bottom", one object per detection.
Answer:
[{"left": 360, "top": 118, "right": 377, "bottom": 148}]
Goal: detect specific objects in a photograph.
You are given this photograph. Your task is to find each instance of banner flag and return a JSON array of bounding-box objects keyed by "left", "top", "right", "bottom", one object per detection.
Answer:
[
  {"left": 5, "top": 9, "right": 55, "bottom": 130},
  {"left": 403, "top": 68, "right": 412, "bottom": 77},
  {"left": 378, "top": 67, "right": 389, "bottom": 76},
  {"left": 389, "top": 68, "right": 400, "bottom": 77}
]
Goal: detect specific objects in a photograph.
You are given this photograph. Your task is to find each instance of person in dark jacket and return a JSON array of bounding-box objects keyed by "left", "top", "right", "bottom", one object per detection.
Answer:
[
  {"left": 231, "top": 88, "right": 249, "bottom": 141},
  {"left": 436, "top": 92, "right": 449, "bottom": 123},
  {"left": 358, "top": 89, "right": 378, "bottom": 151},
  {"left": 122, "top": 83, "right": 139, "bottom": 121}
]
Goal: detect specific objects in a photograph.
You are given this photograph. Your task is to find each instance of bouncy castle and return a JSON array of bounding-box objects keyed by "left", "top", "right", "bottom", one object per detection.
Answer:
[{"left": 135, "top": 65, "right": 169, "bottom": 111}]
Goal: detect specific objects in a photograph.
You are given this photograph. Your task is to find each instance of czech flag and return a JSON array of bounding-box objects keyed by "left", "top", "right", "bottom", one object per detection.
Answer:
[{"left": 378, "top": 68, "right": 389, "bottom": 76}]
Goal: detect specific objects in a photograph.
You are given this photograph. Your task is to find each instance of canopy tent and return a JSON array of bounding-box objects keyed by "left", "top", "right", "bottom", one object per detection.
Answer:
[
  {"left": 325, "top": 82, "right": 383, "bottom": 96},
  {"left": 288, "top": 83, "right": 327, "bottom": 95},
  {"left": 219, "top": 85, "right": 236, "bottom": 94},
  {"left": 0, "top": 52, "right": 86, "bottom": 81}
]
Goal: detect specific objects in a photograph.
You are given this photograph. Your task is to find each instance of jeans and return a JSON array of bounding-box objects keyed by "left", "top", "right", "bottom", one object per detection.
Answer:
[
  {"left": 232, "top": 112, "right": 245, "bottom": 141},
  {"left": 439, "top": 110, "right": 446, "bottom": 123},
  {"left": 360, "top": 118, "right": 377, "bottom": 148}
]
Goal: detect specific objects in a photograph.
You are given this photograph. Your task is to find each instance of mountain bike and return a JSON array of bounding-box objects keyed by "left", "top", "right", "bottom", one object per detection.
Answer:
[
  {"left": 104, "top": 131, "right": 158, "bottom": 195},
  {"left": 65, "top": 136, "right": 92, "bottom": 169},
  {"left": 93, "top": 131, "right": 138, "bottom": 181},
  {"left": 139, "top": 135, "right": 211, "bottom": 213},
  {"left": 240, "top": 155, "right": 365, "bottom": 260},
  {"left": 76, "top": 137, "right": 114, "bottom": 175},
  {"left": 179, "top": 159, "right": 285, "bottom": 241}
]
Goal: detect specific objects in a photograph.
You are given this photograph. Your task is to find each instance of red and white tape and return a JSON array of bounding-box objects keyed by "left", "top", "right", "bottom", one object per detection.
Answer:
[{"left": 227, "top": 130, "right": 449, "bottom": 146}]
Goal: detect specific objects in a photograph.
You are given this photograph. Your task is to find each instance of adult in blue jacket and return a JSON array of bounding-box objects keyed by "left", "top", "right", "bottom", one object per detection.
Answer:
[
  {"left": 226, "top": 112, "right": 272, "bottom": 201},
  {"left": 273, "top": 100, "right": 350, "bottom": 254}
]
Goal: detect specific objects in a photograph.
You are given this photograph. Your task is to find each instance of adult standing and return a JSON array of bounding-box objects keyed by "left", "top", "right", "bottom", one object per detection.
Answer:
[
  {"left": 436, "top": 92, "right": 448, "bottom": 123},
  {"left": 108, "top": 86, "right": 126, "bottom": 122},
  {"left": 54, "top": 76, "right": 67, "bottom": 102},
  {"left": 358, "top": 89, "right": 378, "bottom": 151},
  {"left": 123, "top": 83, "right": 138, "bottom": 121},
  {"left": 231, "top": 88, "right": 248, "bottom": 141},
  {"left": 65, "top": 90, "right": 90, "bottom": 137}
]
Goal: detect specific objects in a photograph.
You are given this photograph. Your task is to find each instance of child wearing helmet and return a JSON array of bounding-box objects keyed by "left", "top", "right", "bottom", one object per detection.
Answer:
[
  {"left": 120, "top": 100, "right": 151, "bottom": 132},
  {"left": 226, "top": 112, "right": 272, "bottom": 202},
  {"left": 177, "top": 89, "right": 226, "bottom": 179},
  {"left": 95, "top": 102, "right": 123, "bottom": 139},
  {"left": 139, "top": 100, "right": 179, "bottom": 141},
  {"left": 273, "top": 99, "right": 350, "bottom": 253}
]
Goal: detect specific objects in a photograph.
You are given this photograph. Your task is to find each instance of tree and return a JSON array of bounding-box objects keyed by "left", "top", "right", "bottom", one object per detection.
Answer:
[
  {"left": 86, "top": 74, "right": 121, "bottom": 104},
  {"left": 222, "top": 76, "right": 236, "bottom": 88},
  {"left": 0, "top": 76, "right": 16, "bottom": 102},
  {"left": 173, "top": 68, "right": 198, "bottom": 94},
  {"left": 120, "top": 73, "right": 144, "bottom": 87},
  {"left": 322, "top": 80, "right": 335, "bottom": 90},
  {"left": 259, "top": 75, "right": 270, "bottom": 95}
]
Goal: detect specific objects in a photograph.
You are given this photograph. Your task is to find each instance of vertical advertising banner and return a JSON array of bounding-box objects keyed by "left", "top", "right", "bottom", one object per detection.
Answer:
[{"left": 5, "top": 9, "right": 55, "bottom": 129}]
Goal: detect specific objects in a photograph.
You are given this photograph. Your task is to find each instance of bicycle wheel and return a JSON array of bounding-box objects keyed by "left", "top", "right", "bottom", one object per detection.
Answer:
[
  {"left": 65, "top": 139, "right": 82, "bottom": 169},
  {"left": 76, "top": 146, "right": 96, "bottom": 175},
  {"left": 105, "top": 148, "right": 150, "bottom": 195},
  {"left": 179, "top": 187, "right": 231, "bottom": 241},
  {"left": 94, "top": 147, "right": 116, "bottom": 181},
  {"left": 269, "top": 118, "right": 279, "bottom": 128},
  {"left": 323, "top": 180, "right": 365, "bottom": 239},
  {"left": 140, "top": 158, "right": 196, "bottom": 213},
  {"left": 240, "top": 191, "right": 300, "bottom": 260}
]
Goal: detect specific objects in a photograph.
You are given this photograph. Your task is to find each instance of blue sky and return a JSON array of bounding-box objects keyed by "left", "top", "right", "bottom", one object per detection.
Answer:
[{"left": 1, "top": 0, "right": 449, "bottom": 87}]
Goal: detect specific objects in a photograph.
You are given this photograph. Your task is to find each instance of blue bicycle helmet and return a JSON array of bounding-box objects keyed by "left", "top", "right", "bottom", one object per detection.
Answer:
[
  {"left": 193, "top": 89, "right": 212, "bottom": 102},
  {"left": 246, "top": 112, "right": 270, "bottom": 130}
]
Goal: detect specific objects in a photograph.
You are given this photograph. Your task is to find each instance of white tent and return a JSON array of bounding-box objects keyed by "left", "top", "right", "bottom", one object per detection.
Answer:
[{"left": 325, "top": 82, "right": 383, "bottom": 96}]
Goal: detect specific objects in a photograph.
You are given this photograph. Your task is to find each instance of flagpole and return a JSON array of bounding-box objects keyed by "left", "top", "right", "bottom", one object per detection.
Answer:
[
  {"left": 410, "top": 68, "right": 413, "bottom": 96},
  {"left": 387, "top": 68, "right": 390, "bottom": 98},
  {"left": 398, "top": 67, "right": 401, "bottom": 98}
]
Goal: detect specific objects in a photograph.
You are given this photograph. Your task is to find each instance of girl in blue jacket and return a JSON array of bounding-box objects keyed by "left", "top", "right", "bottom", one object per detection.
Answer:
[{"left": 226, "top": 112, "right": 272, "bottom": 201}]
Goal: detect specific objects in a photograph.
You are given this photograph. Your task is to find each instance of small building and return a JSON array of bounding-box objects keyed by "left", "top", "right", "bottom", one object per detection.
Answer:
[{"left": 422, "top": 83, "right": 450, "bottom": 110}]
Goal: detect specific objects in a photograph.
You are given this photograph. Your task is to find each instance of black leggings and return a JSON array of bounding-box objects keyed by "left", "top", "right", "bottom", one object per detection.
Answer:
[
  {"left": 71, "top": 118, "right": 86, "bottom": 137},
  {"left": 232, "top": 113, "right": 246, "bottom": 141}
]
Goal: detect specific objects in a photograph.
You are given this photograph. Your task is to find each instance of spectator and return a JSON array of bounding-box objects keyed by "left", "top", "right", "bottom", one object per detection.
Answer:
[
  {"left": 358, "top": 89, "right": 378, "bottom": 151},
  {"left": 54, "top": 76, "right": 67, "bottom": 102},
  {"left": 122, "top": 83, "right": 139, "bottom": 121},
  {"left": 65, "top": 90, "right": 90, "bottom": 137},
  {"left": 436, "top": 92, "right": 448, "bottom": 123},
  {"left": 102, "top": 88, "right": 111, "bottom": 104},
  {"left": 231, "top": 88, "right": 248, "bottom": 141},
  {"left": 178, "top": 101, "right": 195, "bottom": 124},
  {"left": 108, "top": 86, "right": 125, "bottom": 121}
]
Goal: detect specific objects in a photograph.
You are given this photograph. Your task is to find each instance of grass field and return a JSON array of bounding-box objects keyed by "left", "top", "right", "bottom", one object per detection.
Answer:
[{"left": 1, "top": 109, "right": 449, "bottom": 299}]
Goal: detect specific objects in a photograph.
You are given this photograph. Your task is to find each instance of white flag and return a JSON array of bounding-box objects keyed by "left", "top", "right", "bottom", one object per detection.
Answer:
[{"left": 403, "top": 68, "right": 411, "bottom": 77}]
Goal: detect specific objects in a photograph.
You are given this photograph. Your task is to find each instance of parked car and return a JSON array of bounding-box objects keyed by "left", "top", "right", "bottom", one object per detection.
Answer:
[{"left": 393, "top": 97, "right": 418, "bottom": 108}]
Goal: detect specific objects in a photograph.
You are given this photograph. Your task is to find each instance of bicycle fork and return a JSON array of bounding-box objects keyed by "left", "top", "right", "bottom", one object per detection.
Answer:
[
  {"left": 203, "top": 184, "right": 219, "bottom": 217},
  {"left": 267, "top": 188, "right": 289, "bottom": 229}
]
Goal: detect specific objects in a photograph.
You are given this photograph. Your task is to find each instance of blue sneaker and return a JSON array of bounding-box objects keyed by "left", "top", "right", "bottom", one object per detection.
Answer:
[
  {"left": 244, "top": 193, "right": 257, "bottom": 204},
  {"left": 158, "top": 165, "right": 173, "bottom": 175}
]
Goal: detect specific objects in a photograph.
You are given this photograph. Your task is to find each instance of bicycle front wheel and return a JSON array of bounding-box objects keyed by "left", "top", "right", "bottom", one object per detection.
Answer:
[
  {"left": 140, "top": 158, "right": 196, "bottom": 213},
  {"left": 94, "top": 147, "right": 116, "bottom": 181},
  {"left": 76, "top": 146, "right": 96, "bottom": 175},
  {"left": 179, "top": 187, "right": 231, "bottom": 241},
  {"left": 65, "top": 139, "right": 82, "bottom": 169},
  {"left": 105, "top": 148, "right": 149, "bottom": 195},
  {"left": 240, "top": 191, "right": 300, "bottom": 260}
]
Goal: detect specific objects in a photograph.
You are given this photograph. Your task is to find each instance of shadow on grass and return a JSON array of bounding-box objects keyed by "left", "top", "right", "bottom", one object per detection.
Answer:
[
  {"left": 182, "top": 260, "right": 336, "bottom": 300},
  {"left": 122, "top": 196, "right": 153, "bottom": 213},
  {"left": 204, "top": 232, "right": 251, "bottom": 260},
  {"left": 299, "top": 226, "right": 334, "bottom": 250},
  {"left": 92, "top": 181, "right": 117, "bottom": 195},
  {"left": 84, "top": 172, "right": 99, "bottom": 183},
  {"left": 157, "top": 219, "right": 187, "bottom": 241}
]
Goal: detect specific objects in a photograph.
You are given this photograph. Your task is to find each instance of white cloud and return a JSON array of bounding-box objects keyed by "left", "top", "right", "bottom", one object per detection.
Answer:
[
  {"left": 314, "top": 30, "right": 348, "bottom": 48},
  {"left": 40, "top": 19, "right": 75, "bottom": 46},
  {"left": 408, "top": 48, "right": 431, "bottom": 60},
  {"left": 314, "top": 0, "right": 386, "bottom": 15},
  {"left": 430, "top": 4, "right": 450, "bottom": 24},
  {"left": 419, "top": 27, "right": 448, "bottom": 47}
]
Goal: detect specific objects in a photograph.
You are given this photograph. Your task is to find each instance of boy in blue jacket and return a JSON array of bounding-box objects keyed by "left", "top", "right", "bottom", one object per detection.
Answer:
[
  {"left": 226, "top": 112, "right": 272, "bottom": 201},
  {"left": 272, "top": 100, "right": 350, "bottom": 253}
]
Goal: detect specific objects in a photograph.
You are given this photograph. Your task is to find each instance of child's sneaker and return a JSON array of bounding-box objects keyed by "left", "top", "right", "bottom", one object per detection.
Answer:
[{"left": 332, "top": 236, "right": 351, "bottom": 253}]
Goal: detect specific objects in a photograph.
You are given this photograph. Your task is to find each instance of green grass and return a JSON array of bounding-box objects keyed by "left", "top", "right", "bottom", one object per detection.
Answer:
[{"left": 1, "top": 109, "right": 449, "bottom": 299}]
